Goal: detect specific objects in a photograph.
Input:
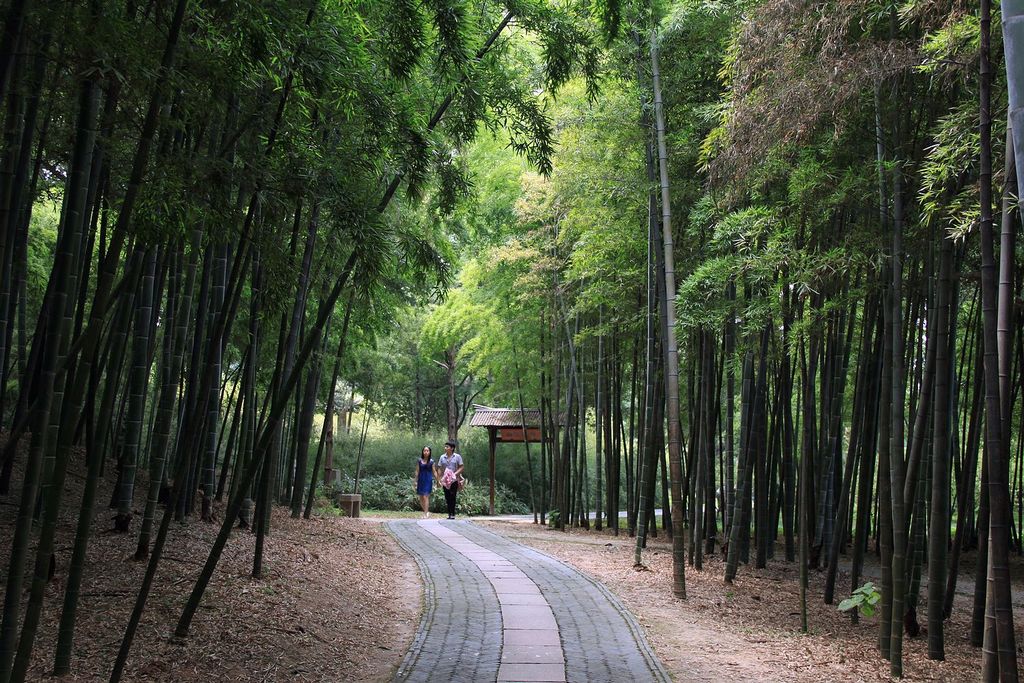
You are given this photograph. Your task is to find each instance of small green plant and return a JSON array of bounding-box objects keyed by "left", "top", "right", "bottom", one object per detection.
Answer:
[{"left": 838, "top": 581, "right": 881, "bottom": 617}]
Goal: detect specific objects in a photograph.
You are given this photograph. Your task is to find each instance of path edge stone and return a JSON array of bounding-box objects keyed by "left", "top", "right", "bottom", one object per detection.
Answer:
[{"left": 385, "top": 522, "right": 438, "bottom": 681}]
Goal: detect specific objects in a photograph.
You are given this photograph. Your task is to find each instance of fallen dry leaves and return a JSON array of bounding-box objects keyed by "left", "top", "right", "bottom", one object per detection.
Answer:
[
  {"left": 479, "top": 519, "right": 1021, "bottom": 683},
  {"left": 4, "top": 437, "right": 1020, "bottom": 683},
  {"left": 0, "top": 451, "right": 418, "bottom": 682}
]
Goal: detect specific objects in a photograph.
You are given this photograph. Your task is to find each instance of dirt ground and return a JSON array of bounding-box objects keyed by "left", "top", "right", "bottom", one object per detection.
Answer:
[
  {"left": 4, "top": 460, "right": 1019, "bottom": 683},
  {"left": 477, "top": 518, "right": 1021, "bottom": 682},
  {"left": 0, "top": 481, "right": 420, "bottom": 681}
]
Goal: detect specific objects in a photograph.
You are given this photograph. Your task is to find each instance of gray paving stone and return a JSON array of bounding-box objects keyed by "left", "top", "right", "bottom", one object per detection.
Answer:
[
  {"left": 500, "top": 604, "right": 557, "bottom": 630},
  {"left": 477, "top": 560, "right": 517, "bottom": 569},
  {"left": 482, "top": 569, "right": 528, "bottom": 579},
  {"left": 503, "top": 629, "right": 561, "bottom": 647},
  {"left": 497, "top": 662, "right": 566, "bottom": 682},
  {"left": 453, "top": 523, "right": 670, "bottom": 683},
  {"left": 490, "top": 577, "right": 542, "bottom": 595},
  {"left": 388, "top": 520, "right": 669, "bottom": 683},
  {"left": 501, "top": 645, "right": 564, "bottom": 663},
  {"left": 497, "top": 593, "right": 549, "bottom": 606},
  {"left": 387, "top": 521, "right": 502, "bottom": 683}
]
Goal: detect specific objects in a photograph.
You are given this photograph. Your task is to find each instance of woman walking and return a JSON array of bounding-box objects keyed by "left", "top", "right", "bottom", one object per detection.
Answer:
[
  {"left": 415, "top": 446, "right": 435, "bottom": 518},
  {"left": 437, "top": 440, "right": 464, "bottom": 519}
]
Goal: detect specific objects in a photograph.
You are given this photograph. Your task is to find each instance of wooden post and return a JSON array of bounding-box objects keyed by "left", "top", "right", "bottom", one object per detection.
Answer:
[
  {"left": 489, "top": 427, "right": 497, "bottom": 515},
  {"left": 324, "top": 400, "right": 334, "bottom": 486}
]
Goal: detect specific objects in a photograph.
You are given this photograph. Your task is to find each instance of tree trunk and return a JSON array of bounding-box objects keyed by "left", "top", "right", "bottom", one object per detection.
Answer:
[
  {"left": 799, "top": 330, "right": 819, "bottom": 634},
  {"left": 726, "top": 349, "right": 754, "bottom": 581},
  {"left": 114, "top": 250, "right": 156, "bottom": 532},
  {"left": 889, "top": 163, "right": 908, "bottom": 678},
  {"left": 0, "top": 31, "right": 48, "bottom": 424},
  {"left": 200, "top": 244, "right": 227, "bottom": 521},
  {"left": 305, "top": 288, "right": 355, "bottom": 518},
  {"left": 0, "top": 0, "right": 31, "bottom": 107},
  {"left": 595, "top": 318, "right": 604, "bottom": 531},
  {"left": 1002, "top": 0, "right": 1024, "bottom": 210},
  {"left": 651, "top": 26, "right": 686, "bottom": 598},
  {"left": 0, "top": 73, "right": 99, "bottom": 683},
  {"left": 850, "top": 305, "right": 883, "bottom": 625},
  {"left": 825, "top": 296, "right": 875, "bottom": 604},
  {"left": 927, "top": 233, "right": 953, "bottom": 660},
  {"left": 979, "top": 3, "right": 1019, "bottom": 674},
  {"left": 513, "top": 343, "right": 539, "bottom": 524},
  {"left": 291, "top": 313, "right": 329, "bottom": 517},
  {"left": 878, "top": 285, "right": 895, "bottom": 660}
]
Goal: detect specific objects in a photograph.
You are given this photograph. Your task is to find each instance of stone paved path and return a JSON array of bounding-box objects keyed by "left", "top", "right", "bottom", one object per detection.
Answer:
[{"left": 387, "top": 520, "right": 669, "bottom": 683}]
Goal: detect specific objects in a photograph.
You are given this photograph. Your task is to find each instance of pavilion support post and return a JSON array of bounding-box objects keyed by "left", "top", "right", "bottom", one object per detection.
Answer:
[{"left": 489, "top": 427, "right": 497, "bottom": 515}]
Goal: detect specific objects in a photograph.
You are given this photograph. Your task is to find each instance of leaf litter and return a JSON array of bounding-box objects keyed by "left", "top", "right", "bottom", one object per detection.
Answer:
[
  {"left": 4, "top": 438, "right": 1020, "bottom": 683},
  {"left": 479, "top": 518, "right": 1022, "bottom": 683},
  {"left": 0, "top": 448, "right": 418, "bottom": 682}
]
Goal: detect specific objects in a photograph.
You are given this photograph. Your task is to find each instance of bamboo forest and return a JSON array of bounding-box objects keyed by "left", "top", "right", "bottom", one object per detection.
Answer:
[{"left": 1, "top": 0, "right": 1024, "bottom": 680}]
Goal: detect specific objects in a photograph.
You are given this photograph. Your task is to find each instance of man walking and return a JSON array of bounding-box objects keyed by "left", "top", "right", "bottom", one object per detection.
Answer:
[{"left": 436, "top": 440, "right": 464, "bottom": 519}]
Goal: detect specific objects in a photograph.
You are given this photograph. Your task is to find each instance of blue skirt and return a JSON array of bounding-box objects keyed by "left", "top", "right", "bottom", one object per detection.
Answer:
[{"left": 416, "top": 461, "right": 433, "bottom": 495}]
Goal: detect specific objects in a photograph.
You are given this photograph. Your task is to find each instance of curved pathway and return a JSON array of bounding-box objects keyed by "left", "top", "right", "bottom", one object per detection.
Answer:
[{"left": 387, "top": 520, "right": 669, "bottom": 683}]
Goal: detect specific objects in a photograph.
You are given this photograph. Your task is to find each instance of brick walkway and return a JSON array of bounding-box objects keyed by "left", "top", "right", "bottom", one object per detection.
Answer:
[{"left": 387, "top": 520, "right": 669, "bottom": 683}]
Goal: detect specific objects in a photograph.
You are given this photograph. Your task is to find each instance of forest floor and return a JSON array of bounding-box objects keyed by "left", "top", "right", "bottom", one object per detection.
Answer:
[
  {"left": 477, "top": 518, "right": 1024, "bottom": 682},
  {"left": 4, "top": 446, "right": 1021, "bottom": 683},
  {"left": 0, "top": 451, "right": 420, "bottom": 682}
]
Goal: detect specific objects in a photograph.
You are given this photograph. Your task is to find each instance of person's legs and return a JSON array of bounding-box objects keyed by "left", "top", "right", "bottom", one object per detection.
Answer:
[
  {"left": 419, "top": 494, "right": 429, "bottom": 516},
  {"left": 444, "top": 485, "right": 456, "bottom": 518}
]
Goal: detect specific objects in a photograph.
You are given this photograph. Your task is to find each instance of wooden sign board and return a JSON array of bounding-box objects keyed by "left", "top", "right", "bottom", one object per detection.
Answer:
[{"left": 497, "top": 427, "right": 543, "bottom": 443}]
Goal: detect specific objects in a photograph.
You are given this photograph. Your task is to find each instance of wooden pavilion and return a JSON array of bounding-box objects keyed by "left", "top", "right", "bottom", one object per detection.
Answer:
[{"left": 469, "top": 405, "right": 550, "bottom": 515}]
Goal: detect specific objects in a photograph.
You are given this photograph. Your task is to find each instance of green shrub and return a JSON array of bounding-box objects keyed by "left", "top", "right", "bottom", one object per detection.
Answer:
[
  {"left": 329, "top": 425, "right": 539, "bottom": 505},
  {"left": 343, "top": 473, "right": 417, "bottom": 511},
  {"left": 453, "top": 479, "right": 530, "bottom": 516},
  {"left": 338, "top": 473, "right": 529, "bottom": 515},
  {"left": 317, "top": 420, "right": 632, "bottom": 515}
]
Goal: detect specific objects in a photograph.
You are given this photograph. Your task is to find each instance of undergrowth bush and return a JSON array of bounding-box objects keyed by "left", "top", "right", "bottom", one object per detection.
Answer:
[
  {"left": 338, "top": 473, "right": 529, "bottom": 515},
  {"left": 330, "top": 425, "right": 540, "bottom": 504},
  {"left": 454, "top": 480, "right": 530, "bottom": 516},
  {"left": 311, "top": 418, "right": 630, "bottom": 516}
]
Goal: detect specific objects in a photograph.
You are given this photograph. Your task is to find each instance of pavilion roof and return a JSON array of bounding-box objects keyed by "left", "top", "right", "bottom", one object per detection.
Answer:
[{"left": 469, "top": 406, "right": 544, "bottom": 428}]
